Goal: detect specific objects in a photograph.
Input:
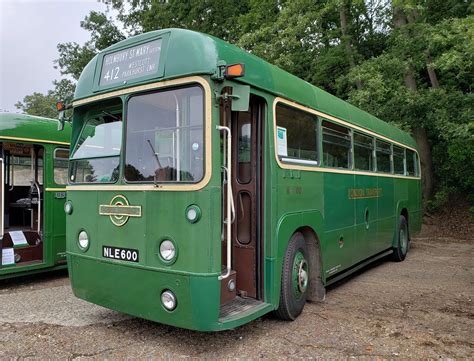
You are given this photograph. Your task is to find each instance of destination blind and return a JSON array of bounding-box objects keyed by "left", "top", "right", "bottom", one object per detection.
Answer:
[{"left": 99, "top": 38, "right": 162, "bottom": 86}]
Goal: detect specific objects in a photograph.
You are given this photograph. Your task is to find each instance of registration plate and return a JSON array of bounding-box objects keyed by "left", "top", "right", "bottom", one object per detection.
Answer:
[{"left": 102, "top": 246, "right": 139, "bottom": 263}]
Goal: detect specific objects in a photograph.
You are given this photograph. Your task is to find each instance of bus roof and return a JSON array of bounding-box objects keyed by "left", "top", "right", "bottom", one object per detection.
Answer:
[
  {"left": 75, "top": 28, "right": 416, "bottom": 148},
  {"left": 0, "top": 113, "right": 71, "bottom": 145}
]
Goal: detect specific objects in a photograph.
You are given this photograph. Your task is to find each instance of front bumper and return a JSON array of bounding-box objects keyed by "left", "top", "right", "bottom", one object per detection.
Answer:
[{"left": 68, "top": 253, "right": 224, "bottom": 331}]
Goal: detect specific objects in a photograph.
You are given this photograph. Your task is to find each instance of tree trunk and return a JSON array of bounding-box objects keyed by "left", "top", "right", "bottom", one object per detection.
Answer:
[
  {"left": 412, "top": 127, "right": 434, "bottom": 200},
  {"left": 393, "top": 3, "right": 434, "bottom": 200},
  {"left": 393, "top": 5, "right": 407, "bottom": 28},
  {"left": 340, "top": 1, "right": 363, "bottom": 90},
  {"left": 426, "top": 53, "right": 440, "bottom": 88},
  {"left": 403, "top": 70, "right": 418, "bottom": 91}
]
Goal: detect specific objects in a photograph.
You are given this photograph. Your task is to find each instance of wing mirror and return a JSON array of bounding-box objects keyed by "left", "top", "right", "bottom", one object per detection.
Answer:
[{"left": 56, "top": 101, "right": 71, "bottom": 131}]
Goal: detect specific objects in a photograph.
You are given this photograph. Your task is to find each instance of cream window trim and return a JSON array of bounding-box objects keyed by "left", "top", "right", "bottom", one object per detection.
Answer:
[
  {"left": 273, "top": 97, "right": 422, "bottom": 179},
  {"left": 69, "top": 76, "right": 213, "bottom": 192}
]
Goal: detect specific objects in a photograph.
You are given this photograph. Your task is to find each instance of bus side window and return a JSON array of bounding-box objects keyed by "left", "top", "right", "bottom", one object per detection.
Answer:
[
  {"left": 406, "top": 149, "right": 416, "bottom": 176},
  {"left": 54, "top": 148, "right": 70, "bottom": 185},
  {"left": 415, "top": 152, "right": 420, "bottom": 176},
  {"left": 353, "top": 132, "right": 374, "bottom": 171},
  {"left": 275, "top": 103, "right": 318, "bottom": 165},
  {"left": 393, "top": 145, "right": 405, "bottom": 175},
  {"left": 322, "top": 120, "right": 351, "bottom": 169},
  {"left": 375, "top": 140, "right": 391, "bottom": 173}
]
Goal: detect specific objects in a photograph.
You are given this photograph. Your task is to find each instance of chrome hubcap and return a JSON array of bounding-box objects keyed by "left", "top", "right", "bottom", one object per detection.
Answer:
[
  {"left": 293, "top": 251, "right": 308, "bottom": 298},
  {"left": 298, "top": 260, "right": 308, "bottom": 293},
  {"left": 400, "top": 227, "right": 408, "bottom": 254}
]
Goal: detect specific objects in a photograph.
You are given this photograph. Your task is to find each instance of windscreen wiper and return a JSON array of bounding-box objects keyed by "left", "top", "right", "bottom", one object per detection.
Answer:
[
  {"left": 147, "top": 139, "right": 162, "bottom": 185},
  {"left": 101, "top": 111, "right": 120, "bottom": 121}
]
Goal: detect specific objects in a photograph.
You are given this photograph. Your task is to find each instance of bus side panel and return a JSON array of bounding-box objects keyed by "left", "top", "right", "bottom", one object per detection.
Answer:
[
  {"left": 44, "top": 146, "right": 67, "bottom": 265},
  {"left": 323, "top": 172, "right": 355, "bottom": 274},
  {"left": 47, "top": 190, "right": 67, "bottom": 265},
  {"left": 376, "top": 176, "right": 395, "bottom": 252},
  {"left": 407, "top": 179, "right": 422, "bottom": 236},
  {"left": 354, "top": 174, "right": 378, "bottom": 260}
]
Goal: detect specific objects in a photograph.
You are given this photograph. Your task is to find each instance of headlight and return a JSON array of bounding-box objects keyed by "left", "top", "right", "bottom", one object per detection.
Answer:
[
  {"left": 161, "top": 290, "right": 177, "bottom": 311},
  {"left": 78, "top": 230, "right": 89, "bottom": 251},
  {"left": 64, "top": 201, "right": 73, "bottom": 215},
  {"left": 185, "top": 204, "right": 201, "bottom": 223},
  {"left": 159, "top": 239, "right": 176, "bottom": 261}
]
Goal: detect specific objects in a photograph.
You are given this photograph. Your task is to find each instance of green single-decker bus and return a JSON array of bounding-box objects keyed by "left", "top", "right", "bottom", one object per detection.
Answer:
[
  {"left": 64, "top": 29, "right": 421, "bottom": 331},
  {"left": 0, "top": 113, "right": 71, "bottom": 279}
]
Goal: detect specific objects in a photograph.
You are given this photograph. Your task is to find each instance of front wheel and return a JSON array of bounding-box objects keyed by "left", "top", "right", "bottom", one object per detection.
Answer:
[
  {"left": 275, "top": 232, "right": 309, "bottom": 320},
  {"left": 392, "top": 215, "right": 409, "bottom": 262}
]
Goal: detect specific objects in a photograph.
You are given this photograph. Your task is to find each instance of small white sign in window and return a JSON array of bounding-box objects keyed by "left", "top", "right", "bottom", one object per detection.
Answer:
[
  {"left": 277, "top": 126, "right": 288, "bottom": 156},
  {"left": 9, "top": 231, "right": 28, "bottom": 247},
  {"left": 2, "top": 248, "right": 15, "bottom": 266}
]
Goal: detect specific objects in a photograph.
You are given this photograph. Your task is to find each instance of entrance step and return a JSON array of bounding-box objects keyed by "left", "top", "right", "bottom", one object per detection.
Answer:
[{"left": 219, "top": 296, "right": 263, "bottom": 321}]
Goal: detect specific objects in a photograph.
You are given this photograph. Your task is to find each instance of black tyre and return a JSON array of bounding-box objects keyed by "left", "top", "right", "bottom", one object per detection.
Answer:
[
  {"left": 275, "top": 232, "right": 309, "bottom": 320},
  {"left": 392, "top": 215, "right": 409, "bottom": 262}
]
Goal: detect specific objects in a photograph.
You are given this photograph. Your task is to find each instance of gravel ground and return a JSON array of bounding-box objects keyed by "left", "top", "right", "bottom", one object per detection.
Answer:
[{"left": 0, "top": 231, "right": 472, "bottom": 359}]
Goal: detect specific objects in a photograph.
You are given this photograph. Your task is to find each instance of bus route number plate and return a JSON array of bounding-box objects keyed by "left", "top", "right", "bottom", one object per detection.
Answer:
[{"left": 103, "top": 246, "right": 139, "bottom": 263}]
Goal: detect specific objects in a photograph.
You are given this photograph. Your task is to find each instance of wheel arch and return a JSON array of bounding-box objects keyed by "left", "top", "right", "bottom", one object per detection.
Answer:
[
  {"left": 400, "top": 207, "right": 409, "bottom": 223},
  {"left": 394, "top": 201, "right": 410, "bottom": 247},
  {"left": 274, "top": 210, "right": 326, "bottom": 306},
  {"left": 296, "top": 226, "right": 326, "bottom": 302}
]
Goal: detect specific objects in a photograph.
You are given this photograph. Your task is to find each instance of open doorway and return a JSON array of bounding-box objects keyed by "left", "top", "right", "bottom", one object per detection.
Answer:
[
  {"left": 1, "top": 142, "right": 44, "bottom": 266},
  {"left": 220, "top": 93, "right": 265, "bottom": 315}
]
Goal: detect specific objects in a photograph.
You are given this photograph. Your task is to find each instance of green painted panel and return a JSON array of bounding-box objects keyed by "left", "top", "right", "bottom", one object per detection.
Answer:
[
  {"left": 353, "top": 175, "right": 378, "bottom": 259},
  {"left": 67, "top": 188, "right": 222, "bottom": 274},
  {"left": 0, "top": 113, "right": 71, "bottom": 144},
  {"left": 376, "top": 177, "right": 395, "bottom": 252},
  {"left": 322, "top": 173, "right": 355, "bottom": 274}
]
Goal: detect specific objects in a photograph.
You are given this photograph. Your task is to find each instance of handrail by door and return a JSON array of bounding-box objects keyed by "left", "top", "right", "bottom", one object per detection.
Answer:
[
  {"left": 217, "top": 125, "right": 234, "bottom": 281},
  {"left": 31, "top": 180, "right": 41, "bottom": 235}
]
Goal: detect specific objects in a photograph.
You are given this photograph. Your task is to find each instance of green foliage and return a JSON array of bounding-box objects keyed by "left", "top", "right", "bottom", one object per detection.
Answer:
[
  {"left": 16, "top": 0, "right": 473, "bottom": 208},
  {"left": 15, "top": 93, "right": 57, "bottom": 119},
  {"left": 113, "top": 0, "right": 250, "bottom": 42},
  {"left": 425, "top": 187, "right": 454, "bottom": 213},
  {"left": 55, "top": 11, "right": 125, "bottom": 80},
  {"left": 15, "top": 79, "right": 75, "bottom": 118},
  {"left": 347, "top": 10, "right": 473, "bottom": 200}
]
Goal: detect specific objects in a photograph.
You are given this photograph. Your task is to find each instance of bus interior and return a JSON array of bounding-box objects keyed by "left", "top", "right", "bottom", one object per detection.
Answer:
[{"left": 1, "top": 142, "right": 44, "bottom": 266}]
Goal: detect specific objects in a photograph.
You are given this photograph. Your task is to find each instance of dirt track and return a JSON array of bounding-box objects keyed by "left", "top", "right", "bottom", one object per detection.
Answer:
[{"left": 1, "top": 229, "right": 472, "bottom": 359}]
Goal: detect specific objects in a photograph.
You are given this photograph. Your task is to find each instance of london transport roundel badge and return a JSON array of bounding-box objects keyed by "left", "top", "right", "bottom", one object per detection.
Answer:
[{"left": 99, "top": 195, "right": 142, "bottom": 227}]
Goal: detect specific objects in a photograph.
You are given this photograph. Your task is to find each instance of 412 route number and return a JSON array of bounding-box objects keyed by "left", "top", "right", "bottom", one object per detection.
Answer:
[{"left": 103, "top": 67, "right": 120, "bottom": 82}]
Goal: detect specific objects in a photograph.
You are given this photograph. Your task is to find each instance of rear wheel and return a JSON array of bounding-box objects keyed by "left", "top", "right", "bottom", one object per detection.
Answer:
[
  {"left": 275, "top": 232, "right": 309, "bottom": 320},
  {"left": 392, "top": 215, "right": 409, "bottom": 262}
]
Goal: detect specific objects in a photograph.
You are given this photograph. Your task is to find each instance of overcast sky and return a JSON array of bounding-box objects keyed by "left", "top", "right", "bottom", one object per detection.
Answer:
[{"left": 0, "top": 0, "right": 113, "bottom": 112}]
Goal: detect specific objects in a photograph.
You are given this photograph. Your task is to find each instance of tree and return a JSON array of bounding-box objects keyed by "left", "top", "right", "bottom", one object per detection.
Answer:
[
  {"left": 56, "top": 11, "right": 125, "bottom": 80},
  {"left": 347, "top": 2, "right": 473, "bottom": 203},
  {"left": 112, "top": 0, "right": 250, "bottom": 42},
  {"left": 15, "top": 79, "right": 75, "bottom": 118},
  {"left": 16, "top": 0, "right": 473, "bottom": 207}
]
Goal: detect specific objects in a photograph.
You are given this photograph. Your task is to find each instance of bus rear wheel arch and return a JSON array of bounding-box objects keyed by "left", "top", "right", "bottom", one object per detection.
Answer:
[
  {"left": 400, "top": 208, "right": 410, "bottom": 250},
  {"left": 275, "top": 232, "right": 308, "bottom": 320},
  {"left": 275, "top": 228, "right": 325, "bottom": 320},
  {"left": 392, "top": 215, "right": 409, "bottom": 262}
]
